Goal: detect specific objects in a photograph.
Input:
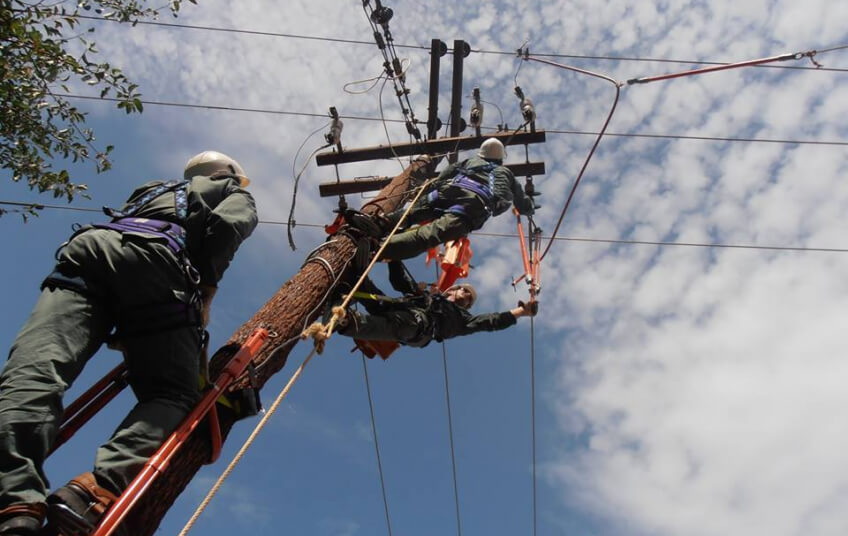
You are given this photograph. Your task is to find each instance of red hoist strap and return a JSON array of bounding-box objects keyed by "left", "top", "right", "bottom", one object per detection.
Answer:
[
  {"left": 512, "top": 209, "right": 541, "bottom": 300},
  {"left": 436, "top": 238, "right": 473, "bottom": 292}
]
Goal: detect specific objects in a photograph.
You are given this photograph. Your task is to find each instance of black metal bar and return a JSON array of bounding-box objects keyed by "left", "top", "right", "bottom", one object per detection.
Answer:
[
  {"left": 316, "top": 130, "right": 546, "bottom": 166},
  {"left": 449, "top": 40, "right": 468, "bottom": 163},
  {"left": 427, "top": 39, "right": 446, "bottom": 140},
  {"left": 318, "top": 161, "right": 547, "bottom": 197}
]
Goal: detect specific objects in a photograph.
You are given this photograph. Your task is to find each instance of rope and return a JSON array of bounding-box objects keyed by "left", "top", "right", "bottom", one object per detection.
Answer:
[
  {"left": 361, "top": 354, "right": 393, "bottom": 536},
  {"left": 177, "top": 345, "right": 320, "bottom": 535}
]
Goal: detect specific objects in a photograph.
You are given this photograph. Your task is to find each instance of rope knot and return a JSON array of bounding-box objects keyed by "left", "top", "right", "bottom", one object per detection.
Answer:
[{"left": 301, "top": 322, "right": 330, "bottom": 354}]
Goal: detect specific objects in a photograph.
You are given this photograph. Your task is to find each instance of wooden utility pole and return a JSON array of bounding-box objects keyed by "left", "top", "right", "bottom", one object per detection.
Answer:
[{"left": 127, "top": 158, "right": 433, "bottom": 534}]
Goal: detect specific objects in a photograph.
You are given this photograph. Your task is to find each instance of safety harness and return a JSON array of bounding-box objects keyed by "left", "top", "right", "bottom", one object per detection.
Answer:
[
  {"left": 44, "top": 179, "right": 203, "bottom": 338},
  {"left": 428, "top": 162, "right": 497, "bottom": 219},
  {"left": 99, "top": 179, "right": 191, "bottom": 256}
]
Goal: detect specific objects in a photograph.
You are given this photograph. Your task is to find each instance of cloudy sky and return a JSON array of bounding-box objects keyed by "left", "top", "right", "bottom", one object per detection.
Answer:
[{"left": 2, "top": 1, "right": 848, "bottom": 535}]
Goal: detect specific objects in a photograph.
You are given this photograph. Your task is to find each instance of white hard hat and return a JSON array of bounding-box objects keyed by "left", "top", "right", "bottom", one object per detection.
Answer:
[
  {"left": 184, "top": 151, "right": 250, "bottom": 187},
  {"left": 477, "top": 138, "right": 505, "bottom": 161}
]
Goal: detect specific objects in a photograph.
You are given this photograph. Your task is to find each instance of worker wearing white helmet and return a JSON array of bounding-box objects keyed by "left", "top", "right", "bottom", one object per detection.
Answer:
[
  {"left": 0, "top": 151, "right": 257, "bottom": 535},
  {"left": 184, "top": 150, "right": 251, "bottom": 187},
  {"left": 373, "top": 137, "right": 538, "bottom": 261}
]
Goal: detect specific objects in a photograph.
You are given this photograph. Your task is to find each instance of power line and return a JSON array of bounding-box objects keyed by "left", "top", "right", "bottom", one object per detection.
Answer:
[
  {"left": 60, "top": 93, "right": 382, "bottom": 122},
  {"left": 74, "top": 14, "right": 848, "bottom": 73},
  {"left": 361, "top": 355, "right": 394, "bottom": 536},
  {"left": 546, "top": 128, "right": 848, "bottom": 147},
  {"left": 4, "top": 202, "right": 848, "bottom": 254},
  {"left": 476, "top": 48, "right": 848, "bottom": 74},
  {"left": 440, "top": 342, "right": 463, "bottom": 536},
  {"left": 76, "top": 14, "right": 427, "bottom": 50},
  {"left": 59, "top": 94, "right": 848, "bottom": 148},
  {"left": 529, "top": 317, "right": 537, "bottom": 536}
]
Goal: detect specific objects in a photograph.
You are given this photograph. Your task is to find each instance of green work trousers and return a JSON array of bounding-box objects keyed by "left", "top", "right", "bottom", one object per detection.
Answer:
[
  {"left": 380, "top": 186, "right": 489, "bottom": 261},
  {"left": 343, "top": 307, "right": 432, "bottom": 348},
  {"left": 380, "top": 213, "right": 470, "bottom": 261},
  {"left": 0, "top": 229, "right": 201, "bottom": 508}
]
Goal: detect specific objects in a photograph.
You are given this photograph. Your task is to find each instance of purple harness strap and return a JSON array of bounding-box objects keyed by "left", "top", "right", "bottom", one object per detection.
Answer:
[{"left": 94, "top": 217, "right": 187, "bottom": 254}]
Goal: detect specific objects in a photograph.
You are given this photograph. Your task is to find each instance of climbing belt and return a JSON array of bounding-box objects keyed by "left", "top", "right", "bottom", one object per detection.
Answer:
[{"left": 178, "top": 177, "right": 434, "bottom": 535}]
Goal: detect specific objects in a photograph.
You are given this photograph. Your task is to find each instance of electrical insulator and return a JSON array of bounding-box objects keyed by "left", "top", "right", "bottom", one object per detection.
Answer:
[
  {"left": 325, "top": 107, "right": 343, "bottom": 146},
  {"left": 469, "top": 87, "right": 483, "bottom": 128},
  {"left": 514, "top": 85, "right": 536, "bottom": 123},
  {"left": 521, "top": 96, "right": 536, "bottom": 123}
]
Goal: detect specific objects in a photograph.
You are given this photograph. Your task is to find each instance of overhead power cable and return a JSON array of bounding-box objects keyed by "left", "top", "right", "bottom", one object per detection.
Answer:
[
  {"left": 74, "top": 14, "right": 411, "bottom": 48},
  {"left": 4, "top": 202, "right": 848, "bottom": 254},
  {"left": 546, "top": 128, "right": 848, "bottom": 147},
  {"left": 59, "top": 94, "right": 848, "bottom": 148},
  {"left": 529, "top": 316, "right": 537, "bottom": 536},
  {"left": 73, "top": 13, "right": 848, "bottom": 73},
  {"left": 474, "top": 47, "right": 848, "bottom": 73},
  {"left": 361, "top": 356, "right": 393, "bottom": 536},
  {"left": 440, "top": 341, "right": 463, "bottom": 536}
]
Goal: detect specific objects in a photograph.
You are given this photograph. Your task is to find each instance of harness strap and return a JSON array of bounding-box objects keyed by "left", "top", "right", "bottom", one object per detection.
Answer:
[
  {"left": 103, "top": 180, "right": 189, "bottom": 220},
  {"left": 92, "top": 217, "right": 188, "bottom": 254},
  {"left": 435, "top": 162, "right": 498, "bottom": 216}
]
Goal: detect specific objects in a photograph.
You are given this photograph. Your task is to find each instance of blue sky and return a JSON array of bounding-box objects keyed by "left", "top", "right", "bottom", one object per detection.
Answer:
[{"left": 2, "top": 1, "right": 848, "bottom": 535}]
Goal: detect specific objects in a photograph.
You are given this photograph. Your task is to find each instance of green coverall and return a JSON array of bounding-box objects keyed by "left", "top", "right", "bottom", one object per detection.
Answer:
[
  {"left": 0, "top": 174, "right": 257, "bottom": 509},
  {"left": 340, "top": 263, "right": 517, "bottom": 347},
  {"left": 341, "top": 295, "right": 516, "bottom": 347},
  {"left": 380, "top": 155, "right": 536, "bottom": 261}
]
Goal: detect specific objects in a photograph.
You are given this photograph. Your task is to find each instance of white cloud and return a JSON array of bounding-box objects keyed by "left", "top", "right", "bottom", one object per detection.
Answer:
[{"left": 66, "top": 1, "right": 848, "bottom": 534}]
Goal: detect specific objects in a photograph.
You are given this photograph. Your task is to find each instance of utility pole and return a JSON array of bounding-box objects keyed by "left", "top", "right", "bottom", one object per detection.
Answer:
[
  {"left": 123, "top": 27, "right": 547, "bottom": 532},
  {"left": 125, "top": 159, "right": 433, "bottom": 534}
]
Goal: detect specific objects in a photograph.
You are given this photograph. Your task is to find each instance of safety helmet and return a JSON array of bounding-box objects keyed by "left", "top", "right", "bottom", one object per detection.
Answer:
[
  {"left": 477, "top": 138, "right": 505, "bottom": 161},
  {"left": 447, "top": 283, "right": 477, "bottom": 309},
  {"left": 184, "top": 151, "right": 250, "bottom": 187}
]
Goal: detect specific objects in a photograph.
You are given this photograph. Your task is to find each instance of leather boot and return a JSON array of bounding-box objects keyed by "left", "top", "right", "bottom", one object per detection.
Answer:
[
  {"left": 46, "top": 473, "right": 124, "bottom": 536},
  {"left": 0, "top": 503, "right": 46, "bottom": 536}
]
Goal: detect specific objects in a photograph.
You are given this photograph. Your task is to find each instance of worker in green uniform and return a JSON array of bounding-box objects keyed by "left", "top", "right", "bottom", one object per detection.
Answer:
[
  {"left": 336, "top": 261, "right": 538, "bottom": 348},
  {"left": 364, "top": 138, "right": 539, "bottom": 261},
  {"left": 0, "top": 151, "right": 258, "bottom": 536}
]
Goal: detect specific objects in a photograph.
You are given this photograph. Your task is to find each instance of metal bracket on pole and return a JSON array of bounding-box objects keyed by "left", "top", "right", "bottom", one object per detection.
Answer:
[{"left": 448, "top": 39, "right": 471, "bottom": 162}]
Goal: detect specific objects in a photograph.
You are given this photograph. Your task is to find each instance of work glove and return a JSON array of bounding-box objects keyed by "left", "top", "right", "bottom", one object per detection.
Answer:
[
  {"left": 199, "top": 285, "right": 217, "bottom": 328},
  {"left": 518, "top": 299, "right": 539, "bottom": 317}
]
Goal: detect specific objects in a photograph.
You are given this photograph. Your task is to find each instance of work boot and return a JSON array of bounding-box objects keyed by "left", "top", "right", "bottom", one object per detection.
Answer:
[
  {"left": 0, "top": 504, "right": 46, "bottom": 536},
  {"left": 343, "top": 209, "right": 390, "bottom": 238},
  {"left": 46, "top": 473, "right": 125, "bottom": 536}
]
